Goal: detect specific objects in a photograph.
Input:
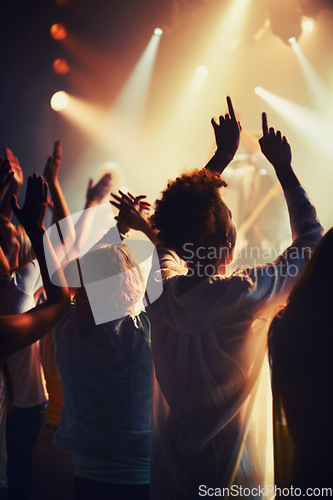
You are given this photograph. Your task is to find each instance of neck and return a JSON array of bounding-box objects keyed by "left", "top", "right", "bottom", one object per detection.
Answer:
[{"left": 178, "top": 258, "right": 226, "bottom": 294}]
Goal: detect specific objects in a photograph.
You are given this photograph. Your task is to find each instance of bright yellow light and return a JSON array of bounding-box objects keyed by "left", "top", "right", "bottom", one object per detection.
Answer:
[
  {"left": 288, "top": 37, "right": 297, "bottom": 45},
  {"left": 291, "top": 42, "right": 329, "bottom": 111},
  {"left": 154, "top": 27, "right": 163, "bottom": 36},
  {"left": 50, "top": 23, "right": 68, "bottom": 40},
  {"left": 302, "top": 20, "right": 314, "bottom": 32},
  {"left": 196, "top": 65, "right": 209, "bottom": 77},
  {"left": 50, "top": 91, "right": 70, "bottom": 111},
  {"left": 254, "top": 86, "right": 333, "bottom": 160}
]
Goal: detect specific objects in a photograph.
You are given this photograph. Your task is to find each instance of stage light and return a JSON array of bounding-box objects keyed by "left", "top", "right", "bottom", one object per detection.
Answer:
[
  {"left": 154, "top": 27, "right": 163, "bottom": 36},
  {"left": 50, "top": 23, "right": 68, "bottom": 41},
  {"left": 195, "top": 65, "right": 209, "bottom": 77},
  {"left": 288, "top": 37, "right": 297, "bottom": 46},
  {"left": 302, "top": 20, "right": 314, "bottom": 32},
  {"left": 50, "top": 91, "right": 69, "bottom": 111},
  {"left": 52, "top": 58, "right": 70, "bottom": 75}
]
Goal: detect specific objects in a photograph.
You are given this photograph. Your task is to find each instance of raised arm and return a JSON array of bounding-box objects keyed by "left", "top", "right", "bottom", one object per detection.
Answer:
[
  {"left": 243, "top": 114, "right": 323, "bottom": 306},
  {"left": 0, "top": 174, "right": 69, "bottom": 362},
  {"left": 0, "top": 148, "right": 24, "bottom": 220},
  {"left": 64, "top": 173, "right": 114, "bottom": 262},
  {"left": 43, "top": 140, "right": 75, "bottom": 258},
  {"left": 205, "top": 96, "right": 242, "bottom": 175}
]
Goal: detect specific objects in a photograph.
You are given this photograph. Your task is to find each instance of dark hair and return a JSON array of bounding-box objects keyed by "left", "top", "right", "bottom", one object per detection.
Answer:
[
  {"left": 268, "top": 227, "right": 333, "bottom": 377},
  {"left": 151, "top": 169, "right": 228, "bottom": 259}
]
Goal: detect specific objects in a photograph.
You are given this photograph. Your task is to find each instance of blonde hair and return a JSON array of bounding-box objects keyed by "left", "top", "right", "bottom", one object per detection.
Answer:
[{"left": 73, "top": 243, "right": 144, "bottom": 320}]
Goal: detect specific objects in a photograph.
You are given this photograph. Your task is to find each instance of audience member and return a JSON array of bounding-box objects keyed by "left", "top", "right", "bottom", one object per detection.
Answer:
[
  {"left": 268, "top": 227, "right": 333, "bottom": 493},
  {"left": 115, "top": 98, "right": 323, "bottom": 498}
]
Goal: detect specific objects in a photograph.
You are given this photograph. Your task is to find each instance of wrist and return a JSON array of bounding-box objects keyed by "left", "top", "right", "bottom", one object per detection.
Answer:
[
  {"left": 84, "top": 200, "right": 97, "bottom": 209},
  {"left": 141, "top": 220, "right": 157, "bottom": 243},
  {"left": 215, "top": 149, "right": 234, "bottom": 162},
  {"left": 116, "top": 221, "right": 130, "bottom": 239},
  {"left": 46, "top": 177, "right": 59, "bottom": 188},
  {"left": 275, "top": 165, "right": 300, "bottom": 191},
  {"left": 205, "top": 149, "right": 234, "bottom": 174}
]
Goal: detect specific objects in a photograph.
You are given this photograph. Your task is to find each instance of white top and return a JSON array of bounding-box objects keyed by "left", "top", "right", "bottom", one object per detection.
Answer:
[
  {"left": 147, "top": 186, "right": 323, "bottom": 499},
  {"left": 0, "top": 260, "right": 47, "bottom": 408}
]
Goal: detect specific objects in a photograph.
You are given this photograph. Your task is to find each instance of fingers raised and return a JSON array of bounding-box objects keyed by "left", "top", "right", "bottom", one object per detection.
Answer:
[
  {"left": 262, "top": 112, "right": 268, "bottom": 137},
  {"left": 226, "top": 96, "right": 236, "bottom": 121}
]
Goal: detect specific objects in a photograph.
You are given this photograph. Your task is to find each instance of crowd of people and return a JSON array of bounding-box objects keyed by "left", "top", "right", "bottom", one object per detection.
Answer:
[{"left": 0, "top": 96, "right": 329, "bottom": 499}]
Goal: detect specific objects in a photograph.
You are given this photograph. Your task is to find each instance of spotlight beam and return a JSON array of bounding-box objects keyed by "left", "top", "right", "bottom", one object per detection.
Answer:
[
  {"left": 291, "top": 42, "right": 330, "bottom": 112},
  {"left": 254, "top": 87, "right": 333, "bottom": 161}
]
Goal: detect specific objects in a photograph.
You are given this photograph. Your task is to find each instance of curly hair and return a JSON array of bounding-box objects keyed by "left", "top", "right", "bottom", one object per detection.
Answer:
[{"left": 151, "top": 169, "right": 229, "bottom": 259}]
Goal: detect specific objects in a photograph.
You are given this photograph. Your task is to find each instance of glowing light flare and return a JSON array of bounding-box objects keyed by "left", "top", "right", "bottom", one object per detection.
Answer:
[
  {"left": 55, "top": 95, "right": 105, "bottom": 138},
  {"left": 50, "top": 23, "right": 68, "bottom": 40},
  {"left": 195, "top": 65, "right": 209, "bottom": 78},
  {"left": 207, "top": 0, "right": 252, "bottom": 57},
  {"left": 290, "top": 42, "right": 330, "bottom": 112},
  {"left": 52, "top": 58, "right": 70, "bottom": 75},
  {"left": 156, "top": 0, "right": 252, "bottom": 155},
  {"left": 67, "top": 32, "right": 163, "bottom": 172},
  {"left": 288, "top": 37, "right": 297, "bottom": 45},
  {"left": 50, "top": 91, "right": 69, "bottom": 111},
  {"left": 111, "top": 32, "right": 162, "bottom": 124},
  {"left": 254, "top": 87, "right": 333, "bottom": 161},
  {"left": 302, "top": 20, "right": 314, "bottom": 32},
  {"left": 154, "top": 27, "right": 163, "bottom": 36},
  {"left": 137, "top": 0, "right": 253, "bottom": 181}
]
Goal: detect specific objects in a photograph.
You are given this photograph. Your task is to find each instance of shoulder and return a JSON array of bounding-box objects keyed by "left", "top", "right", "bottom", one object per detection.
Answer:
[{"left": 14, "top": 259, "right": 41, "bottom": 290}]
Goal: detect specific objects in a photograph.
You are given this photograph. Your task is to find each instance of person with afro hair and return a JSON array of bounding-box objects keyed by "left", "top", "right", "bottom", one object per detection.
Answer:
[{"left": 115, "top": 98, "right": 323, "bottom": 499}]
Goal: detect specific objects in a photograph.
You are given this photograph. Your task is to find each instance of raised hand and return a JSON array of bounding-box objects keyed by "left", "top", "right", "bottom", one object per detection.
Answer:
[
  {"left": 5, "top": 147, "right": 24, "bottom": 187},
  {"left": 111, "top": 191, "right": 151, "bottom": 233},
  {"left": 85, "top": 173, "right": 114, "bottom": 207},
  {"left": 0, "top": 157, "right": 14, "bottom": 200},
  {"left": 258, "top": 112, "right": 299, "bottom": 190},
  {"left": 44, "top": 140, "right": 62, "bottom": 184},
  {"left": 0, "top": 148, "right": 24, "bottom": 219},
  {"left": 11, "top": 173, "right": 48, "bottom": 236},
  {"left": 211, "top": 96, "right": 242, "bottom": 160},
  {"left": 258, "top": 113, "right": 292, "bottom": 169}
]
